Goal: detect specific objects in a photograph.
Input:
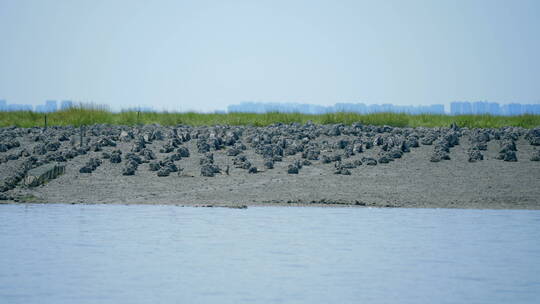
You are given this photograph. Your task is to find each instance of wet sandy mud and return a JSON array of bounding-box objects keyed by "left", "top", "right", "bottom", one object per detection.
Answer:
[{"left": 1, "top": 123, "right": 539, "bottom": 209}]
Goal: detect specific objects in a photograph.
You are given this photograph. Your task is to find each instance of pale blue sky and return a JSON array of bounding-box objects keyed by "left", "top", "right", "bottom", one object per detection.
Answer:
[{"left": 0, "top": 0, "right": 539, "bottom": 111}]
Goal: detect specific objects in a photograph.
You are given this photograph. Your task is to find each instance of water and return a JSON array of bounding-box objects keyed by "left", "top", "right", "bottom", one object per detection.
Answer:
[{"left": 0, "top": 204, "right": 539, "bottom": 304}]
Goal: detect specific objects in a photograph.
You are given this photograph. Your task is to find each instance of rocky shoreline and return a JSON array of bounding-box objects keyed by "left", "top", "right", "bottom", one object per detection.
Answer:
[{"left": 1, "top": 123, "right": 539, "bottom": 209}]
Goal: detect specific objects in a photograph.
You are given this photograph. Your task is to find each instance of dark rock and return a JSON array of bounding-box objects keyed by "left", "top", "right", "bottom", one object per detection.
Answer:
[
  {"left": 287, "top": 164, "right": 299, "bottom": 174},
  {"left": 430, "top": 150, "right": 450, "bottom": 162},
  {"left": 322, "top": 154, "right": 341, "bottom": 164},
  {"left": 530, "top": 150, "right": 540, "bottom": 161},
  {"left": 19, "top": 149, "right": 30, "bottom": 157},
  {"left": 406, "top": 137, "right": 419, "bottom": 148},
  {"left": 468, "top": 150, "right": 483, "bottom": 162},
  {"left": 200, "top": 153, "right": 214, "bottom": 166},
  {"left": 132, "top": 138, "right": 146, "bottom": 152},
  {"left": 264, "top": 159, "right": 274, "bottom": 169},
  {"left": 238, "top": 161, "right": 252, "bottom": 170},
  {"left": 90, "top": 143, "right": 102, "bottom": 152},
  {"left": 122, "top": 159, "right": 139, "bottom": 175},
  {"left": 197, "top": 141, "right": 211, "bottom": 153},
  {"left": 388, "top": 149, "right": 403, "bottom": 159},
  {"left": 321, "top": 155, "right": 332, "bottom": 164},
  {"left": 248, "top": 166, "right": 258, "bottom": 174},
  {"left": 157, "top": 168, "right": 171, "bottom": 177},
  {"left": 159, "top": 144, "right": 175, "bottom": 153},
  {"left": 110, "top": 153, "right": 122, "bottom": 163},
  {"left": 421, "top": 135, "right": 437, "bottom": 145},
  {"left": 378, "top": 155, "right": 391, "bottom": 164},
  {"left": 328, "top": 125, "right": 341, "bottom": 136},
  {"left": 227, "top": 148, "right": 242, "bottom": 156},
  {"left": 177, "top": 146, "right": 190, "bottom": 157},
  {"left": 353, "top": 142, "right": 363, "bottom": 153},
  {"left": 58, "top": 133, "right": 70, "bottom": 141},
  {"left": 284, "top": 146, "right": 298, "bottom": 156},
  {"left": 272, "top": 155, "right": 283, "bottom": 162},
  {"left": 373, "top": 136, "right": 384, "bottom": 146},
  {"left": 361, "top": 157, "right": 377, "bottom": 166},
  {"left": 499, "top": 140, "right": 516, "bottom": 153},
  {"left": 336, "top": 161, "right": 350, "bottom": 169},
  {"left": 470, "top": 142, "right": 487, "bottom": 151},
  {"left": 33, "top": 144, "right": 47, "bottom": 155},
  {"left": 303, "top": 149, "right": 320, "bottom": 160},
  {"left": 434, "top": 140, "right": 450, "bottom": 152},
  {"left": 88, "top": 158, "right": 102, "bottom": 169},
  {"left": 97, "top": 137, "right": 117, "bottom": 147},
  {"left": 79, "top": 166, "right": 93, "bottom": 173},
  {"left": 334, "top": 168, "right": 351, "bottom": 175},
  {"left": 529, "top": 137, "right": 540, "bottom": 146},
  {"left": 0, "top": 193, "right": 12, "bottom": 200},
  {"left": 122, "top": 165, "right": 136, "bottom": 176},
  {"left": 140, "top": 148, "right": 156, "bottom": 161},
  {"left": 336, "top": 139, "right": 350, "bottom": 149},
  {"left": 497, "top": 150, "right": 517, "bottom": 162},
  {"left": 149, "top": 161, "right": 161, "bottom": 171},
  {"left": 6, "top": 154, "right": 19, "bottom": 161},
  {"left": 45, "top": 141, "right": 61, "bottom": 151},
  {"left": 161, "top": 161, "right": 178, "bottom": 172},
  {"left": 233, "top": 155, "right": 247, "bottom": 166},
  {"left": 125, "top": 153, "right": 143, "bottom": 164},
  {"left": 201, "top": 164, "right": 220, "bottom": 177},
  {"left": 46, "top": 152, "right": 66, "bottom": 162}
]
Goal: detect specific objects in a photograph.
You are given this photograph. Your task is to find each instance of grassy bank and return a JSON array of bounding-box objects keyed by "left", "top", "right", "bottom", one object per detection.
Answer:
[{"left": 1, "top": 107, "right": 539, "bottom": 128}]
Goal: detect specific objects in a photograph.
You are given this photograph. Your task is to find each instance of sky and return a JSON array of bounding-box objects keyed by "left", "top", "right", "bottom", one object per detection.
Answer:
[{"left": 0, "top": 0, "right": 539, "bottom": 112}]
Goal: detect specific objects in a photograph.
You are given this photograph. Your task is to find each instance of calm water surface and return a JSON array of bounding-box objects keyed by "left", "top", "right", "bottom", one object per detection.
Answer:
[{"left": 1, "top": 204, "right": 539, "bottom": 304}]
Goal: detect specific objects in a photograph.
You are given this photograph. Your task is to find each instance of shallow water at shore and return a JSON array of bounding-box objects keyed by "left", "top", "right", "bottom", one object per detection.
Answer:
[{"left": 1, "top": 204, "right": 539, "bottom": 303}]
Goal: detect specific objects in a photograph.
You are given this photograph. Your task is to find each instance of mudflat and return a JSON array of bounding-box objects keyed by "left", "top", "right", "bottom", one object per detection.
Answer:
[{"left": 1, "top": 123, "right": 539, "bottom": 209}]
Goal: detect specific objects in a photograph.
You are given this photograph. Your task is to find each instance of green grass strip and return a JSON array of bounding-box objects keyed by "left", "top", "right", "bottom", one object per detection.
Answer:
[{"left": 1, "top": 106, "right": 539, "bottom": 128}]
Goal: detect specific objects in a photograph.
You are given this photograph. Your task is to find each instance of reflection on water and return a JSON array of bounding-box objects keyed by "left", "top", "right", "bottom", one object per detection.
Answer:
[{"left": 1, "top": 204, "right": 539, "bottom": 304}]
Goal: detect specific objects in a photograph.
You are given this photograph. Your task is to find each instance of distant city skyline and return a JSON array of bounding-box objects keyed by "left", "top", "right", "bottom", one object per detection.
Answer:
[
  {"left": 2, "top": 99, "right": 540, "bottom": 116},
  {"left": 228, "top": 101, "right": 540, "bottom": 116}
]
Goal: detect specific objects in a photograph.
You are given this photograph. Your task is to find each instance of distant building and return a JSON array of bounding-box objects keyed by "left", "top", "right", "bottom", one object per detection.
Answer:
[
  {"left": 462, "top": 102, "right": 472, "bottom": 115},
  {"left": 229, "top": 102, "right": 448, "bottom": 115},
  {"left": 45, "top": 100, "right": 57, "bottom": 112},
  {"left": 488, "top": 102, "right": 500, "bottom": 115},
  {"left": 60, "top": 100, "right": 73, "bottom": 110},
  {"left": 34, "top": 100, "right": 58, "bottom": 113},
  {"left": 472, "top": 101, "right": 488, "bottom": 114},
  {"left": 523, "top": 104, "right": 540, "bottom": 114},
  {"left": 500, "top": 103, "right": 521, "bottom": 116},
  {"left": 450, "top": 101, "right": 540, "bottom": 116},
  {"left": 7, "top": 104, "right": 33, "bottom": 111},
  {"left": 35, "top": 105, "right": 47, "bottom": 113},
  {"left": 450, "top": 102, "right": 462, "bottom": 115}
]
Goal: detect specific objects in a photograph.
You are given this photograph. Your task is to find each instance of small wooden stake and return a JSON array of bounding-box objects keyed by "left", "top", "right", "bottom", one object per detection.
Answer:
[{"left": 80, "top": 125, "right": 84, "bottom": 147}]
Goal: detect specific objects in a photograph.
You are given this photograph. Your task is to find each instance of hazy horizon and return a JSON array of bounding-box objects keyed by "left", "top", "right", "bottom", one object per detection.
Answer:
[{"left": 1, "top": 0, "right": 539, "bottom": 111}]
